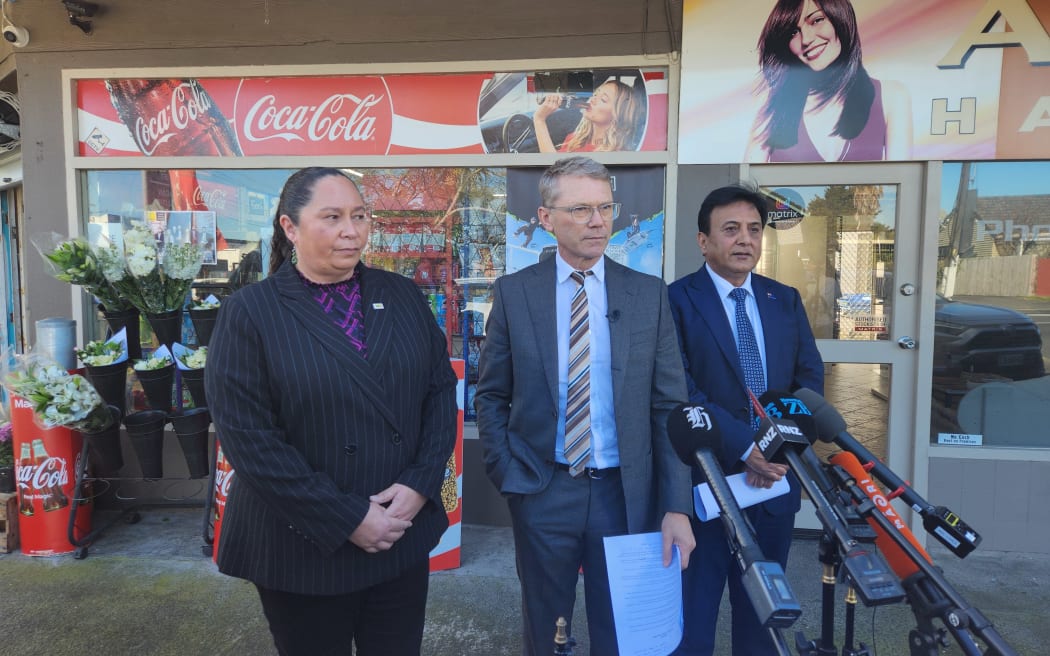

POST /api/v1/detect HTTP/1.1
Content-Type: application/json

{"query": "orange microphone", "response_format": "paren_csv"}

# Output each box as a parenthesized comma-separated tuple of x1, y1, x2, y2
(830, 451, 933, 580)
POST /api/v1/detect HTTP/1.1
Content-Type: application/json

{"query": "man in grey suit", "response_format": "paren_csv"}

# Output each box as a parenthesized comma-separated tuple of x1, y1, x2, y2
(475, 156, 695, 655)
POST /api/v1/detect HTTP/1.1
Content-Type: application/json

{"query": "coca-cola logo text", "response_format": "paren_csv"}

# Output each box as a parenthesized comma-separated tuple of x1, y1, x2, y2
(215, 468, 235, 500)
(242, 93, 384, 144)
(134, 82, 214, 156)
(17, 456, 70, 491)
(195, 186, 227, 211)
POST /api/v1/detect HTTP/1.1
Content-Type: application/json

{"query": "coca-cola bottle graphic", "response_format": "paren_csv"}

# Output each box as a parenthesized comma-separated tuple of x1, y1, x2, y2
(17, 442, 34, 517)
(31, 439, 69, 513)
(105, 79, 243, 157)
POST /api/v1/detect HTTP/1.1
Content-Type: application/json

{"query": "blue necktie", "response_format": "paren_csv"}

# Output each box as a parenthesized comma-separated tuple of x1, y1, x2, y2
(730, 287, 765, 427)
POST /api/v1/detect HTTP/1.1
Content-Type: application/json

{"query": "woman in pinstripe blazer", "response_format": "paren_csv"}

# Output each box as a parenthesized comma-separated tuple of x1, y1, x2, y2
(205, 168, 458, 656)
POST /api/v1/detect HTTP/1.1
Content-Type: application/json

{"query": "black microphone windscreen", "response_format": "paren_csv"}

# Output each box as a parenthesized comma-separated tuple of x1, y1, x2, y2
(666, 403, 722, 466)
(759, 390, 818, 440)
(793, 388, 846, 443)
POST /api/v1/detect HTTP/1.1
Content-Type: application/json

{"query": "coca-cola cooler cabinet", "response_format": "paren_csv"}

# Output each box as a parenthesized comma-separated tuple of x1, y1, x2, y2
(10, 396, 92, 556)
(428, 358, 464, 571)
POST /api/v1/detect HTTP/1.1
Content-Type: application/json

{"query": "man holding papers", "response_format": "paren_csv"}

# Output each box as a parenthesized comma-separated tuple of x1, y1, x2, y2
(669, 184, 824, 656)
(476, 156, 695, 655)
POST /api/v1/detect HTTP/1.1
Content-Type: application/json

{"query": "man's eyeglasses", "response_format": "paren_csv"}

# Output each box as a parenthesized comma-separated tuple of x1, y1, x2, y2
(547, 202, 621, 224)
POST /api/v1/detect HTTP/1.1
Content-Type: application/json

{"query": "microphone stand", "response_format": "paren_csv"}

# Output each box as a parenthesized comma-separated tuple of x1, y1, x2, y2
(795, 465, 877, 656)
(756, 429, 903, 656)
(828, 464, 1019, 656)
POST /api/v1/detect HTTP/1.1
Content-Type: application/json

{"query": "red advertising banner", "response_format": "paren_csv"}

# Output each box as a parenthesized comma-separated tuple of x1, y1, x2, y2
(77, 69, 668, 158)
(679, 0, 1050, 163)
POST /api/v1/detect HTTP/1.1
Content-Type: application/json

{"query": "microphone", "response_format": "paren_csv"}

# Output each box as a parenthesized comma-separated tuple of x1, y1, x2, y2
(793, 388, 982, 558)
(751, 403, 905, 606)
(606, 309, 621, 322)
(830, 451, 933, 580)
(667, 403, 801, 628)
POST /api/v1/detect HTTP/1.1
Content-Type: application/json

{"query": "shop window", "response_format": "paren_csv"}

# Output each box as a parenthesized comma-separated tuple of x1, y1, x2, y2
(932, 161, 1050, 448)
(757, 185, 898, 342)
(82, 165, 667, 421)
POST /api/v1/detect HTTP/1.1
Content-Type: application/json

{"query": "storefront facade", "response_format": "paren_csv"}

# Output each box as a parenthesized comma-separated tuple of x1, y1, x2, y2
(2, 0, 1049, 552)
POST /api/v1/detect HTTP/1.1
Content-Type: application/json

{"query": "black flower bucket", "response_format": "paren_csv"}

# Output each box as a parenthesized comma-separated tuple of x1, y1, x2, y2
(188, 307, 218, 347)
(181, 367, 206, 408)
(81, 405, 124, 477)
(146, 309, 183, 351)
(123, 409, 168, 481)
(84, 361, 129, 418)
(100, 306, 142, 361)
(170, 408, 211, 479)
(136, 364, 175, 412)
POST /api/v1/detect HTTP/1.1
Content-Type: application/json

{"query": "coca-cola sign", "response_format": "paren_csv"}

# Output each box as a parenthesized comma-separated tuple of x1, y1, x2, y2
(134, 81, 214, 156)
(18, 456, 70, 491)
(233, 77, 393, 156)
(196, 180, 239, 213)
(214, 467, 234, 503)
(75, 69, 669, 157)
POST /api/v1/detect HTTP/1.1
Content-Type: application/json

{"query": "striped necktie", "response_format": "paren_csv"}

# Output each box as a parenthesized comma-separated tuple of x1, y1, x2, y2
(564, 270, 593, 477)
(730, 287, 766, 428)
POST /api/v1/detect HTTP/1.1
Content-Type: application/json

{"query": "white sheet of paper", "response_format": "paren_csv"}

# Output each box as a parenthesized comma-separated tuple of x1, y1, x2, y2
(603, 531, 683, 656)
(693, 473, 790, 522)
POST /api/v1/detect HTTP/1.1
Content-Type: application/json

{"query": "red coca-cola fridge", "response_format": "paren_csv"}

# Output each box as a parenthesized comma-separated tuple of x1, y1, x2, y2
(10, 396, 92, 556)
(210, 439, 234, 564)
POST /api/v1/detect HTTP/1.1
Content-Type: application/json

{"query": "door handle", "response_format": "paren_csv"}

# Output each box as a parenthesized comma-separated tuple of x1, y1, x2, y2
(897, 336, 916, 350)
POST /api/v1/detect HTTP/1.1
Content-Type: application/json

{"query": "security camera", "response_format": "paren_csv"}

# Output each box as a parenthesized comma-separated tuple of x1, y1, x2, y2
(3, 25, 29, 48)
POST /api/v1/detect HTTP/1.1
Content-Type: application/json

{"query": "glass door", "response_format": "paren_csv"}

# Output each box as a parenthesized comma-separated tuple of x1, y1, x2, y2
(748, 163, 927, 531)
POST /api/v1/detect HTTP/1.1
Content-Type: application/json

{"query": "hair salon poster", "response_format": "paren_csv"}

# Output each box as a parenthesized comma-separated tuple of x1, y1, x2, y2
(679, 0, 1050, 163)
(503, 166, 666, 276)
(76, 68, 667, 157)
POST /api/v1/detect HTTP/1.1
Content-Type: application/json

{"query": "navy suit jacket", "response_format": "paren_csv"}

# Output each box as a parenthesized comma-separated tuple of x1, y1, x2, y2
(475, 256, 693, 532)
(668, 265, 824, 516)
(205, 261, 457, 595)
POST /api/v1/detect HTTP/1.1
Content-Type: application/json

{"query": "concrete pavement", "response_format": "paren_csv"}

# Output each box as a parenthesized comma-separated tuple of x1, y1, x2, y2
(0, 507, 1045, 655)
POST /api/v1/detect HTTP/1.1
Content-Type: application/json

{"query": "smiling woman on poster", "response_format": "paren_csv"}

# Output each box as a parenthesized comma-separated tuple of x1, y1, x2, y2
(745, 0, 912, 162)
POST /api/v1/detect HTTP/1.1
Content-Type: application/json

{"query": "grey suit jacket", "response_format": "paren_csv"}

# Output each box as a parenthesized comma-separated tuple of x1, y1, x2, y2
(205, 261, 457, 595)
(474, 256, 692, 533)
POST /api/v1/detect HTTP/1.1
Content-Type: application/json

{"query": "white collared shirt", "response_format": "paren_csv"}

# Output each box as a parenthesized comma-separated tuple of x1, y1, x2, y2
(707, 267, 768, 462)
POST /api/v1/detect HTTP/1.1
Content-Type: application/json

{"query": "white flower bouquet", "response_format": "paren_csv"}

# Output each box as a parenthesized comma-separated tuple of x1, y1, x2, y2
(133, 353, 174, 371)
(76, 339, 124, 367)
(1, 354, 114, 433)
(174, 345, 207, 370)
(191, 298, 220, 311)
(93, 223, 204, 315)
(33, 233, 134, 312)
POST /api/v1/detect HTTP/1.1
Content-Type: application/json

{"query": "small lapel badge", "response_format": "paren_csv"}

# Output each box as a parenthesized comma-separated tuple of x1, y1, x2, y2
(372, 302, 385, 310)
(766, 292, 777, 300)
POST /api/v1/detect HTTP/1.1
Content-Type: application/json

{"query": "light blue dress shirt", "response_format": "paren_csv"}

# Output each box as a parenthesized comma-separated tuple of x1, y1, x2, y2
(553, 254, 619, 469)
(707, 267, 767, 462)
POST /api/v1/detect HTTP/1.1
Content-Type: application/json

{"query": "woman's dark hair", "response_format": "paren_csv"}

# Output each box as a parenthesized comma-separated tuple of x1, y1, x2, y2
(697, 184, 769, 234)
(756, 0, 875, 153)
(268, 167, 358, 274)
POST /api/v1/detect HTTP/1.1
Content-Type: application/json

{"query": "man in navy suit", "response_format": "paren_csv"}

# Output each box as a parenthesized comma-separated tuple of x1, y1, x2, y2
(476, 156, 695, 655)
(669, 184, 824, 656)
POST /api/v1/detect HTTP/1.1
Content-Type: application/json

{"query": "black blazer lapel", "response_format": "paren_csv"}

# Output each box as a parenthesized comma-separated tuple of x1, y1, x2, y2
(272, 263, 402, 433)
(687, 266, 748, 391)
